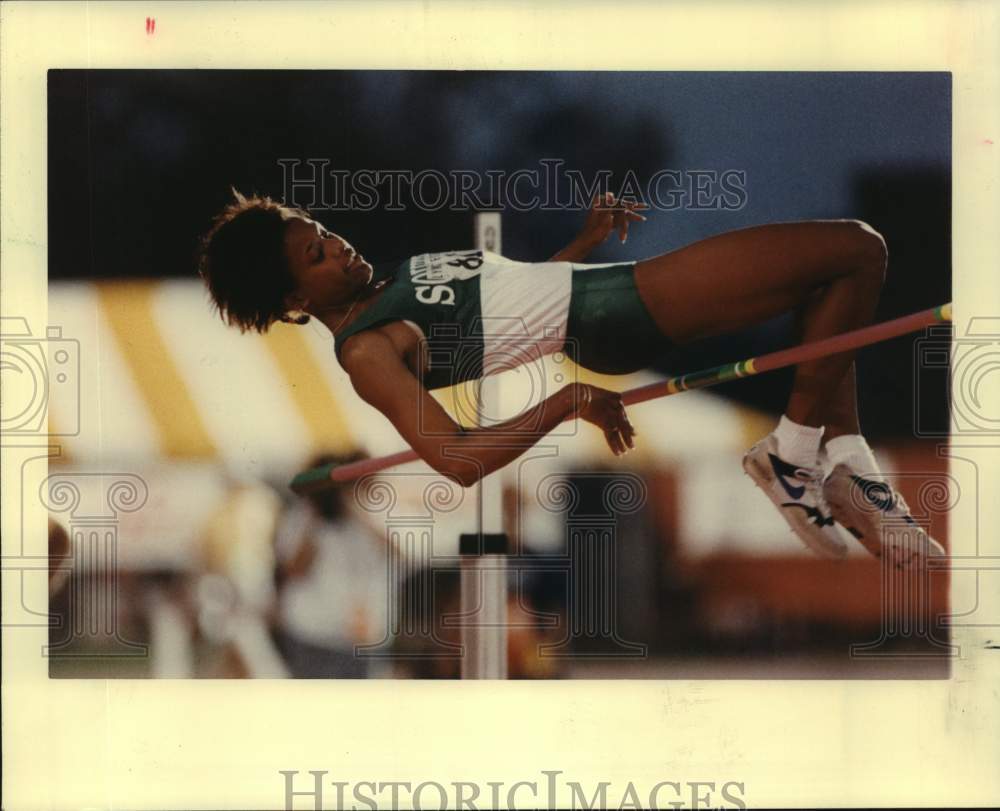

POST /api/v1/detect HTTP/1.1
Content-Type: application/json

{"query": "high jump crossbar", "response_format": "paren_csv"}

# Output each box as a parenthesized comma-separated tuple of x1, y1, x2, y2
(291, 302, 952, 494)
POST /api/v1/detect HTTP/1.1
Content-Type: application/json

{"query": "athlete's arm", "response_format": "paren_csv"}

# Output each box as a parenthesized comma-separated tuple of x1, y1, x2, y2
(341, 330, 635, 487)
(549, 192, 648, 262)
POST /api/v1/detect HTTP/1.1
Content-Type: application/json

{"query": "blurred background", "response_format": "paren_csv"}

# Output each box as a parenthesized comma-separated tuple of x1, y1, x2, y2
(45, 71, 952, 678)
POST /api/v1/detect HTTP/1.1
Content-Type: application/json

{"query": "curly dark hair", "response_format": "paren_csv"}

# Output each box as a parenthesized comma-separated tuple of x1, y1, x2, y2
(197, 189, 311, 333)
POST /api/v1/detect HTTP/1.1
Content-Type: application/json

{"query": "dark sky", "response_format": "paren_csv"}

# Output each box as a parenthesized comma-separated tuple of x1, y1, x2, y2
(48, 70, 951, 434)
(49, 70, 949, 276)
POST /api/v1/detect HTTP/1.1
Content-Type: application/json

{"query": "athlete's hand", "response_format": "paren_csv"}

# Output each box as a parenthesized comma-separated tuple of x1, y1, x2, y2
(547, 193, 648, 262)
(580, 192, 648, 246)
(574, 383, 636, 456)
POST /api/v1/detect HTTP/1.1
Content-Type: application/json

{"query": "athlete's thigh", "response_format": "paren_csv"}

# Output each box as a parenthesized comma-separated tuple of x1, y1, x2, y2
(633, 220, 868, 343)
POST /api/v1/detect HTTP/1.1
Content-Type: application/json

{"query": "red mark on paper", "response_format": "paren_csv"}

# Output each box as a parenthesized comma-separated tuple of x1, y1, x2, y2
(985, 139, 994, 145)
(146, 17, 156, 35)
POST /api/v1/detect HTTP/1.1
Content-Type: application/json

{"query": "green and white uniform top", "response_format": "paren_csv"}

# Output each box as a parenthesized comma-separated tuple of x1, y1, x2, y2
(335, 250, 577, 390)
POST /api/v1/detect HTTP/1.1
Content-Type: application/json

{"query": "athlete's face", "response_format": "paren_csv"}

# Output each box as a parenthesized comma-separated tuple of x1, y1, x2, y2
(282, 216, 373, 311)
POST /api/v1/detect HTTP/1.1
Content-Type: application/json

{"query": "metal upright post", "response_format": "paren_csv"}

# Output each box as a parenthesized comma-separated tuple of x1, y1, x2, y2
(460, 212, 508, 679)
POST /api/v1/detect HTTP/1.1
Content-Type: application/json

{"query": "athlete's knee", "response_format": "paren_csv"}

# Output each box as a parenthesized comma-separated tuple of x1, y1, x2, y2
(843, 219, 887, 284)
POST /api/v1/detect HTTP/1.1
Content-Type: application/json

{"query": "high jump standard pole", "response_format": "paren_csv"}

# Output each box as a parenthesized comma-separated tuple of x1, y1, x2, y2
(459, 212, 508, 679)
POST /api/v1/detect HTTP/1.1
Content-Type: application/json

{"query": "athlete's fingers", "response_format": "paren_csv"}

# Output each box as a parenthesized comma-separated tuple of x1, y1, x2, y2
(626, 209, 647, 222)
(608, 399, 634, 451)
(608, 406, 631, 447)
(601, 426, 616, 455)
(608, 414, 628, 453)
(612, 208, 626, 242)
(618, 214, 629, 243)
(617, 434, 628, 455)
(618, 199, 648, 214)
(606, 428, 626, 456)
(621, 415, 636, 450)
(598, 405, 624, 455)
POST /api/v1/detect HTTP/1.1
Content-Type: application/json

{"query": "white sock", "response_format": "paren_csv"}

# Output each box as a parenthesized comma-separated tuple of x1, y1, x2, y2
(773, 415, 824, 468)
(825, 434, 885, 480)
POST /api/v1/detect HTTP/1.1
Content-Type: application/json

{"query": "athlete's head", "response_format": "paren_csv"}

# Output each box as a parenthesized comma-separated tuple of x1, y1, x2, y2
(198, 189, 372, 333)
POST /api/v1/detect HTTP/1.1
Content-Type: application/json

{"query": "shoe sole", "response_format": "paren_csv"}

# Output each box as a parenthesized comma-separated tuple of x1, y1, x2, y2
(823, 472, 882, 557)
(824, 467, 946, 569)
(742, 448, 848, 559)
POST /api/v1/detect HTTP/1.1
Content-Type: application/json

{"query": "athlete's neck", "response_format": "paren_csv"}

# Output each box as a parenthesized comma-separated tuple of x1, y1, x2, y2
(315, 279, 390, 337)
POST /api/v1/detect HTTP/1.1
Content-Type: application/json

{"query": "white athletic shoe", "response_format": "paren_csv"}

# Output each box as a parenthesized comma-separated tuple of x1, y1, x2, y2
(823, 464, 945, 569)
(742, 434, 849, 559)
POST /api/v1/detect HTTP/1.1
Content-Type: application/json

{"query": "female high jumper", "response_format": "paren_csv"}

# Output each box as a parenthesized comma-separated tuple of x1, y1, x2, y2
(199, 190, 942, 566)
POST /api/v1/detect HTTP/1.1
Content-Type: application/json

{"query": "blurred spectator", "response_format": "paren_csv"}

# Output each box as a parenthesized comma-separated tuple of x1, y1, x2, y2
(49, 517, 72, 597)
(271, 452, 391, 678)
(199, 477, 287, 677)
(48, 517, 72, 662)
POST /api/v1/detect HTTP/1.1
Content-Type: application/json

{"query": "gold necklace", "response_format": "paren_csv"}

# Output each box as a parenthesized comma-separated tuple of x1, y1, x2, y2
(329, 276, 390, 336)
(330, 290, 364, 336)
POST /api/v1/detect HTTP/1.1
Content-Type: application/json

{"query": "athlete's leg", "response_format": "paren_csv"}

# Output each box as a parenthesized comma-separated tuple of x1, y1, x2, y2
(821, 366, 861, 440)
(633, 220, 885, 559)
(632, 219, 887, 428)
(791, 288, 861, 440)
(784, 275, 935, 559)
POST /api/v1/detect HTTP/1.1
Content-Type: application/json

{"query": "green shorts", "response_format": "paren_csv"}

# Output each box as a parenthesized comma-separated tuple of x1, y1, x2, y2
(562, 262, 672, 374)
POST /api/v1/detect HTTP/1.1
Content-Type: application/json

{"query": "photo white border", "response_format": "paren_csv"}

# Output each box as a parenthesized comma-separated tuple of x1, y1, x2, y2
(2, 1, 998, 808)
